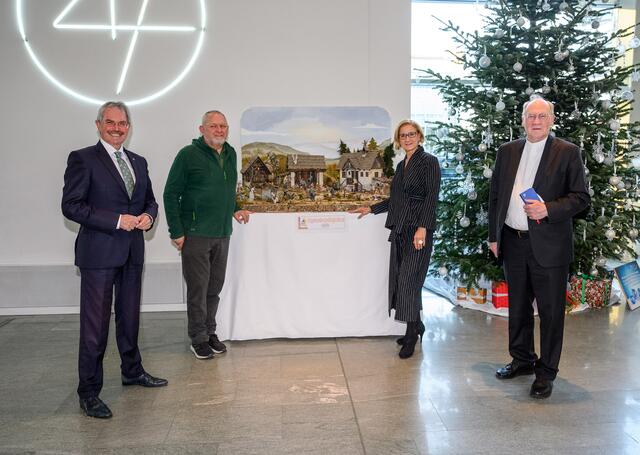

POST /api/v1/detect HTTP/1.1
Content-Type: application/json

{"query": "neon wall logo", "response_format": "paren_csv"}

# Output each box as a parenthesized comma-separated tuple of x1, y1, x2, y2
(16, 0, 206, 105)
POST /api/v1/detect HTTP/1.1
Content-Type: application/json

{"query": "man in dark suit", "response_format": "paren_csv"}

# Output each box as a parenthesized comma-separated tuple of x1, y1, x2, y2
(62, 101, 167, 419)
(488, 97, 590, 399)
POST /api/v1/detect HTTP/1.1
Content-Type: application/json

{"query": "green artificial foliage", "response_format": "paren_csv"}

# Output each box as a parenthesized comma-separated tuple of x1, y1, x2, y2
(418, 0, 640, 287)
(382, 144, 396, 177)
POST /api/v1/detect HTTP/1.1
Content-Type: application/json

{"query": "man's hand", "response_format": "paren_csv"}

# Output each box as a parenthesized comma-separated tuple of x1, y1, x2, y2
(489, 241, 498, 258)
(172, 236, 185, 250)
(349, 206, 371, 219)
(523, 200, 548, 221)
(234, 210, 252, 224)
(135, 213, 153, 230)
(119, 214, 139, 231)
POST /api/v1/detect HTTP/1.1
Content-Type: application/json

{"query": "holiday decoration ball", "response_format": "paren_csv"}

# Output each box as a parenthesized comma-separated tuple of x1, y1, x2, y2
(609, 119, 621, 131)
(479, 55, 491, 68)
(438, 266, 448, 277)
(621, 89, 634, 101)
(513, 62, 523, 72)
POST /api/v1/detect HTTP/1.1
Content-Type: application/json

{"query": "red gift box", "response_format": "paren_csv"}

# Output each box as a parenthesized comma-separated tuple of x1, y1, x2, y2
(492, 281, 509, 308)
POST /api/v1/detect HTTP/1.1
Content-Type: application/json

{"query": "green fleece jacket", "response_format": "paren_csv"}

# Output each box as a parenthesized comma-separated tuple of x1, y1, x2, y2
(163, 137, 239, 239)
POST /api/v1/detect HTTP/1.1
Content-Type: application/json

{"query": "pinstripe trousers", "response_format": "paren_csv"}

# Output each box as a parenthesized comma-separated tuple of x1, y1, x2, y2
(388, 227, 434, 322)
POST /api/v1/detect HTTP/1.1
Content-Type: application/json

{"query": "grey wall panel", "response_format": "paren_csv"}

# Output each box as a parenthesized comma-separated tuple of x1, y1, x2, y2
(0, 263, 184, 314)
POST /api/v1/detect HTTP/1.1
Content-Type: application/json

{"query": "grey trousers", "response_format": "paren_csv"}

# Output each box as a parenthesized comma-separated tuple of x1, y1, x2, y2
(182, 235, 230, 345)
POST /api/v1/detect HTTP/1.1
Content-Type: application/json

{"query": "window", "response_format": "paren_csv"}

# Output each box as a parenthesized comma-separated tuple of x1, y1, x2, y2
(412, 0, 620, 153)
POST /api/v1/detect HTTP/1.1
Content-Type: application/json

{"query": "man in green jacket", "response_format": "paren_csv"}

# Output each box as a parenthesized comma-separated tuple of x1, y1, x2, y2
(164, 110, 251, 360)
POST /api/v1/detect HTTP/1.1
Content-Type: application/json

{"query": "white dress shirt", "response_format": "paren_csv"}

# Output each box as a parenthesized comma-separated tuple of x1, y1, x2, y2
(99, 139, 152, 229)
(505, 138, 546, 231)
(100, 139, 136, 185)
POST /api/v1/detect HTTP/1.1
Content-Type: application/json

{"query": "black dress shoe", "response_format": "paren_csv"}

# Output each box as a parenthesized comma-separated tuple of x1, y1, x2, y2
(79, 396, 112, 419)
(530, 378, 553, 399)
(495, 362, 535, 379)
(122, 372, 168, 387)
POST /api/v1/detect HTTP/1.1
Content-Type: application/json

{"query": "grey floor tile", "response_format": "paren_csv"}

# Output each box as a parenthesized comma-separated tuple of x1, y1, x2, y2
(0, 299, 638, 454)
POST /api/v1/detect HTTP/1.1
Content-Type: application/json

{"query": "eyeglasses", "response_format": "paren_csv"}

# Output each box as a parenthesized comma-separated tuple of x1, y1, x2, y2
(104, 120, 129, 128)
(525, 113, 550, 121)
(399, 131, 418, 139)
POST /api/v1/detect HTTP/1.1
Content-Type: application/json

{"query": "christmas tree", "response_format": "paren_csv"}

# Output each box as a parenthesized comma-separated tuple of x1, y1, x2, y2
(418, 0, 640, 287)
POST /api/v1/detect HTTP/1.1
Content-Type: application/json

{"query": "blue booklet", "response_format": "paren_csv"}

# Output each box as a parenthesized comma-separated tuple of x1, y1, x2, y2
(614, 261, 640, 310)
(519, 187, 543, 203)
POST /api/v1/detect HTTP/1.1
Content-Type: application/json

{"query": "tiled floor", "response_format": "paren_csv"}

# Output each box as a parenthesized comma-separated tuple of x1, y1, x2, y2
(0, 292, 639, 454)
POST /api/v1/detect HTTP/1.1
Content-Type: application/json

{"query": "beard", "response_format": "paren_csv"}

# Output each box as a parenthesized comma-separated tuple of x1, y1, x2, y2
(205, 135, 226, 148)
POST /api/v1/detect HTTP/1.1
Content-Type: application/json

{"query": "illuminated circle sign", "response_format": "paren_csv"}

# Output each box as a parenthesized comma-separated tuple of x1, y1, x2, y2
(16, 0, 206, 106)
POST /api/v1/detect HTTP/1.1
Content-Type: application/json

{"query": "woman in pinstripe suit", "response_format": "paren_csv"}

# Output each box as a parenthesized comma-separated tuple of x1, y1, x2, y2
(351, 120, 441, 358)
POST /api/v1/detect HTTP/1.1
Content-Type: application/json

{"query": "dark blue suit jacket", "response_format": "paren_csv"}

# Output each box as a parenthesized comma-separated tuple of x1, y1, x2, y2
(62, 141, 158, 268)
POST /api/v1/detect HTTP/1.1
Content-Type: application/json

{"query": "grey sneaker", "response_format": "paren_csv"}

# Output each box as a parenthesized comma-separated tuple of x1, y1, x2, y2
(208, 334, 227, 353)
(190, 342, 214, 360)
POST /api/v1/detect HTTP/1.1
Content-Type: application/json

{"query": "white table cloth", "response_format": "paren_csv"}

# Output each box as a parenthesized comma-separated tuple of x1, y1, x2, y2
(215, 212, 405, 340)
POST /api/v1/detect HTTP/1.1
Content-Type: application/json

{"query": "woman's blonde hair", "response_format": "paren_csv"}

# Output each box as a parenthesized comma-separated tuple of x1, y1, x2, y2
(393, 119, 425, 149)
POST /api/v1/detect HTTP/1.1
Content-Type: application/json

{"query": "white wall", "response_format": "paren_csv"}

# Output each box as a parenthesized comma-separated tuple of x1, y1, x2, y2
(0, 0, 410, 312)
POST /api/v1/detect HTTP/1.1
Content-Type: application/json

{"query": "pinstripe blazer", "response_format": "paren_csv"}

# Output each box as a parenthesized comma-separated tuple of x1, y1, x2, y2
(371, 146, 441, 232)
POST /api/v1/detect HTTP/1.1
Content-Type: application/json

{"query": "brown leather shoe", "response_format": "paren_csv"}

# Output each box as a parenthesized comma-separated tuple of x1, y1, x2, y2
(495, 362, 535, 379)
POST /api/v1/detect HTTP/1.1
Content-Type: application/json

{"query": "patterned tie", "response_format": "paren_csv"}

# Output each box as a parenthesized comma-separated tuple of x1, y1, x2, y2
(114, 151, 134, 198)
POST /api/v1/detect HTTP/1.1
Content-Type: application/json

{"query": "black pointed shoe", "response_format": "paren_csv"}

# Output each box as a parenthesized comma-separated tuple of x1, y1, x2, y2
(396, 320, 425, 345)
(79, 396, 112, 419)
(495, 362, 535, 379)
(398, 334, 418, 359)
(122, 372, 168, 387)
(530, 378, 553, 399)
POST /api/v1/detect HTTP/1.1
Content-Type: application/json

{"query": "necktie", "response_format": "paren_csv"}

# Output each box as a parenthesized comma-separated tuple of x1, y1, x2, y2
(114, 151, 134, 198)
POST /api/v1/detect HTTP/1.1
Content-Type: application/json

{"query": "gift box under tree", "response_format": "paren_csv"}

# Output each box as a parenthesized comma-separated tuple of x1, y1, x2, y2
(566, 273, 613, 310)
(491, 281, 508, 309)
